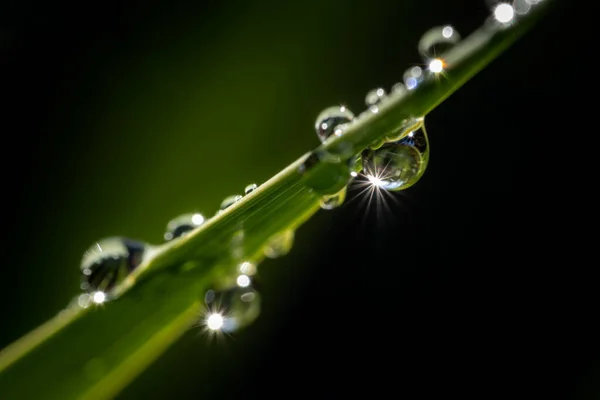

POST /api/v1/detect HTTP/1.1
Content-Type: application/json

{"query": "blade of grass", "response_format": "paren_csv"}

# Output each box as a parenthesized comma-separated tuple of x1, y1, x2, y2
(0, 2, 553, 398)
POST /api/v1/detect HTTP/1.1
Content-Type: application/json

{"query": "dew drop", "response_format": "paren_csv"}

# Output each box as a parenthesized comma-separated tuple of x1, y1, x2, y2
(512, 0, 531, 14)
(418, 25, 461, 63)
(204, 286, 261, 332)
(164, 212, 205, 241)
(349, 154, 363, 177)
(391, 82, 407, 95)
(264, 230, 295, 259)
(244, 183, 258, 195)
(220, 195, 243, 211)
(238, 261, 257, 275)
(320, 187, 347, 210)
(403, 66, 424, 90)
(362, 120, 430, 191)
(80, 237, 147, 296)
(314, 106, 355, 143)
(365, 88, 387, 106)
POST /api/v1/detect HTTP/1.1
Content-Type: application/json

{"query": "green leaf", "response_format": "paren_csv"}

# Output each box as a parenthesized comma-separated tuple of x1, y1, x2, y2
(0, 2, 553, 398)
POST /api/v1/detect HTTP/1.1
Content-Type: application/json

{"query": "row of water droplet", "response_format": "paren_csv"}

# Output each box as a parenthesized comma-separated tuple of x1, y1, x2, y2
(74, 0, 542, 335)
(300, 0, 541, 208)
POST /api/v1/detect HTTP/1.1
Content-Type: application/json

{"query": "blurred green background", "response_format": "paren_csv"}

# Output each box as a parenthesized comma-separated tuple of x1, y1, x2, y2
(2, 0, 598, 398)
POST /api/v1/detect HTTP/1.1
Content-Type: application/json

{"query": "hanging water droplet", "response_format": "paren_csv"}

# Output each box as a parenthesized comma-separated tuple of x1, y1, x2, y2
(418, 25, 461, 64)
(220, 195, 243, 211)
(365, 88, 387, 106)
(403, 66, 424, 90)
(80, 237, 147, 296)
(320, 187, 347, 210)
(362, 120, 430, 191)
(314, 105, 355, 143)
(164, 213, 205, 241)
(264, 230, 295, 259)
(244, 183, 258, 195)
(204, 286, 261, 332)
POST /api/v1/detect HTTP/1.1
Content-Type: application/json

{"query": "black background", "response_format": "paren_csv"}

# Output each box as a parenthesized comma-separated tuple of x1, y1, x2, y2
(2, 1, 598, 399)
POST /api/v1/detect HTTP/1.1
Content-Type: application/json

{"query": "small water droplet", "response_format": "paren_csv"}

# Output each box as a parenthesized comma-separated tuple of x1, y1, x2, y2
(238, 261, 257, 275)
(362, 120, 430, 191)
(264, 230, 295, 259)
(244, 183, 258, 195)
(220, 195, 243, 211)
(418, 25, 461, 63)
(485, 1, 516, 27)
(320, 187, 347, 210)
(349, 154, 363, 177)
(403, 66, 424, 90)
(164, 212, 205, 241)
(80, 237, 147, 296)
(391, 82, 407, 95)
(512, 0, 531, 14)
(365, 88, 387, 106)
(314, 106, 355, 143)
(204, 286, 260, 332)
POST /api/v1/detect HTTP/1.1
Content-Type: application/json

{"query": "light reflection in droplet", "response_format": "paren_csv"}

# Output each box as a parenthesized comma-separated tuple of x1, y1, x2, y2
(236, 274, 251, 288)
(93, 291, 106, 304)
(428, 58, 444, 73)
(191, 213, 204, 226)
(239, 261, 257, 275)
(494, 3, 515, 23)
(442, 26, 454, 38)
(206, 313, 225, 331)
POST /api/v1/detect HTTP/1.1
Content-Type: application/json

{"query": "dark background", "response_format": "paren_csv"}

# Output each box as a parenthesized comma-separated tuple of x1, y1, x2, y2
(2, 0, 598, 399)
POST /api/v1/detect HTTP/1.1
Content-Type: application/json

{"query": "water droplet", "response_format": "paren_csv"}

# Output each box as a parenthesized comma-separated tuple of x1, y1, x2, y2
(238, 261, 257, 275)
(164, 212, 205, 241)
(204, 286, 261, 332)
(391, 82, 407, 95)
(403, 66, 424, 90)
(362, 121, 430, 191)
(220, 195, 243, 211)
(264, 230, 295, 259)
(512, 0, 531, 14)
(244, 183, 258, 195)
(418, 25, 461, 63)
(80, 237, 147, 295)
(365, 88, 387, 106)
(320, 187, 347, 210)
(314, 106, 355, 143)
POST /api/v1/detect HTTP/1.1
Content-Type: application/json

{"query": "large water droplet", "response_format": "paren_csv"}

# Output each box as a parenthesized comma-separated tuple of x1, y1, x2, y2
(403, 66, 424, 90)
(320, 187, 347, 210)
(362, 121, 430, 191)
(418, 25, 461, 62)
(264, 230, 295, 259)
(80, 237, 147, 296)
(365, 88, 387, 106)
(204, 286, 261, 333)
(244, 183, 258, 195)
(220, 195, 243, 211)
(314, 106, 355, 143)
(164, 212, 205, 241)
